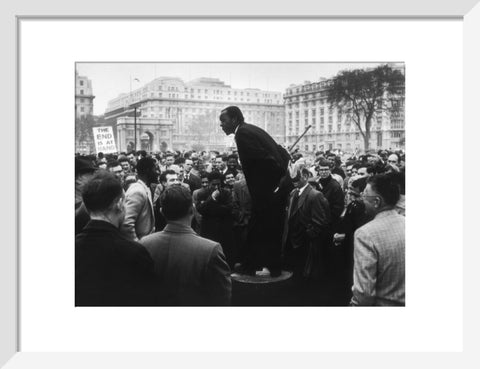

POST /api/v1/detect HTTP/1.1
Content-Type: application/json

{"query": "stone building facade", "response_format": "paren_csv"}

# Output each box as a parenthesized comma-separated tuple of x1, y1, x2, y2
(75, 71, 95, 119)
(105, 77, 285, 152)
(284, 73, 405, 154)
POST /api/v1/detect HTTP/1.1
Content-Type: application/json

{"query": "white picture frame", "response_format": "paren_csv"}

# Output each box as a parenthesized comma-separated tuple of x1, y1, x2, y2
(2, 0, 479, 367)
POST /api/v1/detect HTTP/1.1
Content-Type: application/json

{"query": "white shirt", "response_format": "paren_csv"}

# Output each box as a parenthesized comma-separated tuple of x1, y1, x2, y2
(297, 183, 309, 196)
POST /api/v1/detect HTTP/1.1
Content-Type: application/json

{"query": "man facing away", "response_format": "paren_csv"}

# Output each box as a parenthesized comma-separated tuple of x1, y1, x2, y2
(75, 171, 155, 306)
(351, 173, 405, 306)
(140, 185, 232, 306)
(121, 157, 158, 241)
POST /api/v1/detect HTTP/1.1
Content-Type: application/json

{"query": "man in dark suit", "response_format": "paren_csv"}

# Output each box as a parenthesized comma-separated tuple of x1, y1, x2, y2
(75, 156, 96, 235)
(182, 158, 202, 192)
(140, 185, 231, 306)
(196, 171, 235, 268)
(232, 178, 252, 266)
(220, 106, 290, 276)
(316, 158, 345, 228)
(75, 171, 155, 306)
(282, 167, 331, 304)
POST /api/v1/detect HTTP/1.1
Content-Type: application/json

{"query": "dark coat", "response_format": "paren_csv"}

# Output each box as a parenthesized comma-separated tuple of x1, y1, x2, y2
(184, 172, 202, 192)
(318, 175, 345, 227)
(196, 187, 235, 267)
(75, 220, 155, 306)
(235, 122, 289, 209)
(75, 202, 90, 235)
(336, 199, 376, 279)
(234, 122, 290, 270)
(232, 179, 252, 227)
(282, 185, 331, 254)
(282, 185, 331, 280)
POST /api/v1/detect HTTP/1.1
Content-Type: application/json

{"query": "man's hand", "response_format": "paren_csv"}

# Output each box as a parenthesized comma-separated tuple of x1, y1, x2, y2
(211, 189, 220, 201)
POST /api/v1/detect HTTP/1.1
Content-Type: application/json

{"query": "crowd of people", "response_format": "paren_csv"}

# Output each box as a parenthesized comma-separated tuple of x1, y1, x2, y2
(75, 106, 405, 307)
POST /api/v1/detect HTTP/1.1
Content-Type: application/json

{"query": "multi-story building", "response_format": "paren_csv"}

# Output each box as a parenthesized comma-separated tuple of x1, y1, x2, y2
(75, 71, 95, 119)
(284, 68, 405, 154)
(104, 77, 285, 152)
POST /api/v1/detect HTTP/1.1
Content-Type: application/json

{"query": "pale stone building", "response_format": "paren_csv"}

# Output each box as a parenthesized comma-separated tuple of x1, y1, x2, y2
(105, 77, 285, 152)
(75, 71, 95, 119)
(284, 70, 405, 154)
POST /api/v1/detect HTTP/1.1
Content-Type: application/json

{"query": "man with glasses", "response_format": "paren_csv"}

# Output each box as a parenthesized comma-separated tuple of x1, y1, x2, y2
(352, 173, 405, 306)
(316, 158, 345, 228)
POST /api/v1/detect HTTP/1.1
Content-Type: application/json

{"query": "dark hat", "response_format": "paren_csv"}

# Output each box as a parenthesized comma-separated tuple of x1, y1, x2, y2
(75, 157, 96, 176)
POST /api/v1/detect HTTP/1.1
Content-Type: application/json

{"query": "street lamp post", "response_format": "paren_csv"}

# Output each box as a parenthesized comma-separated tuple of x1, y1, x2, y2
(134, 106, 137, 152)
(130, 76, 140, 152)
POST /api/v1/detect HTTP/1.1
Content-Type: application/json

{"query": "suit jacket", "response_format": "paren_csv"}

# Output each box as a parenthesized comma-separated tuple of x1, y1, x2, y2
(235, 122, 289, 209)
(75, 220, 155, 306)
(232, 179, 252, 227)
(140, 223, 232, 305)
(184, 172, 202, 192)
(352, 209, 405, 306)
(317, 175, 345, 227)
(121, 180, 155, 241)
(281, 184, 331, 254)
(196, 187, 235, 265)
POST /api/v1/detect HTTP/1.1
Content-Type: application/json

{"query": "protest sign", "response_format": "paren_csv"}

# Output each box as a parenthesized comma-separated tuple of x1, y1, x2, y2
(92, 126, 117, 154)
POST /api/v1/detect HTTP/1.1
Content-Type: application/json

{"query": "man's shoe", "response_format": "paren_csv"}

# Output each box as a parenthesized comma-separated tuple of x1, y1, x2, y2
(256, 268, 270, 277)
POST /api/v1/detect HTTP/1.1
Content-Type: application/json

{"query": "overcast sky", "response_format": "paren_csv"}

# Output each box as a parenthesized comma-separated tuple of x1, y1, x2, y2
(76, 62, 391, 116)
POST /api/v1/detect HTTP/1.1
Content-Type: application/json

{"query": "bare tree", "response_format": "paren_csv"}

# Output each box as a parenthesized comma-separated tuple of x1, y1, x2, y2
(327, 64, 405, 151)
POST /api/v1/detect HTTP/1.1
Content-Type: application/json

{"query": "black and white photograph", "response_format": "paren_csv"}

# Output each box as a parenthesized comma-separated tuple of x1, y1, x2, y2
(74, 62, 406, 307)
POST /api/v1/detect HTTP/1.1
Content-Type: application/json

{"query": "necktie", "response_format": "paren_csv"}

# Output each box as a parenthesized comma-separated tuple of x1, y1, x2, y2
(290, 189, 300, 213)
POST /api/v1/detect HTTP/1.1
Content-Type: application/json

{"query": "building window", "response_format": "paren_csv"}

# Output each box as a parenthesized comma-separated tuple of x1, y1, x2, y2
(80, 90, 84, 95)
(80, 98, 84, 103)
(80, 107, 84, 112)
(79, 80, 84, 86)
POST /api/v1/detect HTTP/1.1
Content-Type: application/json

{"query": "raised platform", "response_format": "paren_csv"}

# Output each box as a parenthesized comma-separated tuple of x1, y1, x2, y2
(231, 270, 293, 306)
(231, 270, 292, 284)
